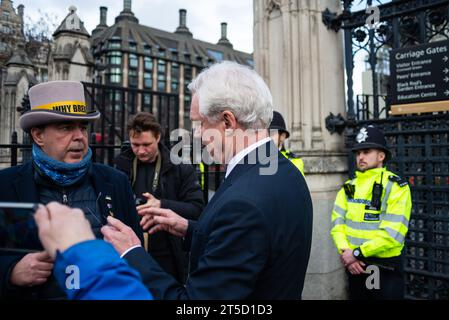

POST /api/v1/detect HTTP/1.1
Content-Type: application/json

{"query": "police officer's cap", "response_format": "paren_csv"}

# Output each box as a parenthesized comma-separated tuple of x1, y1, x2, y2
(352, 126, 391, 159)
(269, 111, 290, 138)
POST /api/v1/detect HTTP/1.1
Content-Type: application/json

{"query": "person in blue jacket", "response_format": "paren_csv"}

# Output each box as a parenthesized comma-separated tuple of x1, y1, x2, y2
(34, 202, 152, 300)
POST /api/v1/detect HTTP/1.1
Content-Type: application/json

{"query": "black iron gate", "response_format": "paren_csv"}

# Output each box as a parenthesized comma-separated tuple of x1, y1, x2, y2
(323, 0, 449, 299)
(82, 82, 179, 164)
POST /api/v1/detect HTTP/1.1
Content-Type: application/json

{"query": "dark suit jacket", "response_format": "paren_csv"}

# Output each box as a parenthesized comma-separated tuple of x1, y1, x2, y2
(0, 162, 143, 299)
(125, 141, 313, 299)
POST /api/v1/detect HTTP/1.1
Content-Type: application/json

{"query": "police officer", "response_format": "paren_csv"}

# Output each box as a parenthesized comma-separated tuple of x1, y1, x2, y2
(269, 111, 304, 176)
(330, 126, 412, 299)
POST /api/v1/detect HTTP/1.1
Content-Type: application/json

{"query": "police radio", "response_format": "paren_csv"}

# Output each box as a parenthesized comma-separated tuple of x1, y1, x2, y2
(367, 172, 384, 211)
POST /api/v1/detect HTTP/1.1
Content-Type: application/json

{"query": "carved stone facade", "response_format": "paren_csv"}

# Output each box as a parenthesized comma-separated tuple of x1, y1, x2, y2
(48, 6, 93, 82)
(0, 0, 34, 162)
(0, 44, 35, 164)
(255, 0, 346, 153)
(0, 2, 91, 164)
(254, 0, 348, 299)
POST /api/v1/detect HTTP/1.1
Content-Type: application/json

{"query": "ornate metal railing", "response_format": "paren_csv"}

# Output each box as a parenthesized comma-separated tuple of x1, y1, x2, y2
(324, 0, 449, 299)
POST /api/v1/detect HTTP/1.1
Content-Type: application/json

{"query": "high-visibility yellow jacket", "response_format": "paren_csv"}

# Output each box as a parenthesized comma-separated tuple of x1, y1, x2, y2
(330, 167, 412, 258)
(199, 162, 205, 190)
(281, 150, 304, 176)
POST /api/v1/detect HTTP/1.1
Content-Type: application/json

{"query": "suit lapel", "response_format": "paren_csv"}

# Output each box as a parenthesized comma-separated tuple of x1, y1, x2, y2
(90, 165, 115, 220)
(203, 176, 233, 211)
(203, 140, 277, 212)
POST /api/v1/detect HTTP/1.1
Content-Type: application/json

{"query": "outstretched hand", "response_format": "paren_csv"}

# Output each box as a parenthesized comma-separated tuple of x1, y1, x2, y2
(137, 207, 188, 238)
(101, 216, 141, 256)
(140, 192, 161, 209)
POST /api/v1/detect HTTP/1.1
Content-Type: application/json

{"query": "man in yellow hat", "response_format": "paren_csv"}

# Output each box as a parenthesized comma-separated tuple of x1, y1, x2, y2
(0, 81, 143, 299)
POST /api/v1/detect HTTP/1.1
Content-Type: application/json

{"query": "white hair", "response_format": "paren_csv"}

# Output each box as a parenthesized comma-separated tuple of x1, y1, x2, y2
(187, 61, 273, 129)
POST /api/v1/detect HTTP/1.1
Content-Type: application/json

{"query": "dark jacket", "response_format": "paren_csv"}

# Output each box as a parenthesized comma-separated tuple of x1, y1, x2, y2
(0, 162, 143, 299)
(36, 168, 104, 238)
(124, 141, 313, 299)
(114, 143, 204, 282)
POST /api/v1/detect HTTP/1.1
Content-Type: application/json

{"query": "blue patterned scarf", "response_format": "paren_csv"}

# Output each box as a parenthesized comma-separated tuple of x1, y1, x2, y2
(32, 144, 92, 187)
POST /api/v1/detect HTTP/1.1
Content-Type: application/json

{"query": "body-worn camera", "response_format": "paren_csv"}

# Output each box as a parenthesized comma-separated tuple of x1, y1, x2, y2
(343, 183, 355, 199)
(366, 182, 383, 211)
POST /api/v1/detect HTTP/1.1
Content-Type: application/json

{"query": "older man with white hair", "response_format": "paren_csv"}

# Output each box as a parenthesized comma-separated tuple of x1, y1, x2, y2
(33, 62, 313, 300)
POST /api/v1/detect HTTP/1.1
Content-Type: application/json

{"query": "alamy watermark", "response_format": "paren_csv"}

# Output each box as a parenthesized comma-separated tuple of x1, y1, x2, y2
(366, 5, 381, 29)
(168, 124, 281, 176)
(65, 265, 80, 290)
(365, 265, 380, 290)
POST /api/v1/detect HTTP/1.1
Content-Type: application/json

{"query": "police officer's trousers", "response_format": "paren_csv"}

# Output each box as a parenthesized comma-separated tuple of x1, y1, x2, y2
(347, 255, 405, 300)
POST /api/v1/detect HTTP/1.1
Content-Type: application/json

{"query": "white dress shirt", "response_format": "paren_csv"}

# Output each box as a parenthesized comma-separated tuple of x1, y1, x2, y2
(225, 137, 272, 178)
(120, 245, 141, 258)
